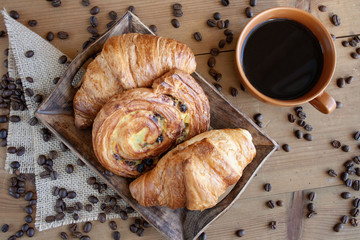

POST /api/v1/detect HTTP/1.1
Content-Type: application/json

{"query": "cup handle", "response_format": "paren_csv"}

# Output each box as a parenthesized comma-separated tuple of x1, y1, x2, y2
(309, 91, 336, 114)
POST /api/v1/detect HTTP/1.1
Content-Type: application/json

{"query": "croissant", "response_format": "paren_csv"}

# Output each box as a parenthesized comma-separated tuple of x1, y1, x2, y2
(92, 69, 210, 178)
(74, 33, 197, 129)
(129, 129, 256, 211)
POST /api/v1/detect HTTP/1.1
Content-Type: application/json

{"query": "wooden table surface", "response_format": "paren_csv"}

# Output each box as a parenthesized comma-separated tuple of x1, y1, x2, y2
(0, 0, 360, 239)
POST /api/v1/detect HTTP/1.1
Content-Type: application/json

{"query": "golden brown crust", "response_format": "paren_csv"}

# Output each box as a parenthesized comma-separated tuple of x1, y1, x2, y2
(92, 69, 210, 178)
(129, 129, 256, 211)
(74, 33, 197, 129)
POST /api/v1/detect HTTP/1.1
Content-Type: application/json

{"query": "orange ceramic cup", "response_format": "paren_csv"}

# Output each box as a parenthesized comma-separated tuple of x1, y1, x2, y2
(235, 7, 336, 114)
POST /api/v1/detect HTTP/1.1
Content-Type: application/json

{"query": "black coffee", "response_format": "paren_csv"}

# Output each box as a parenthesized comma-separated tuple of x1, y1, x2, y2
(242, 19, 324, 100)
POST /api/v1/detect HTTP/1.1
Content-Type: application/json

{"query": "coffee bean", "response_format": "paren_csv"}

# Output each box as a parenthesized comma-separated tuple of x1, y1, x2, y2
(8, 147, 17, 154)
(173, 3, 182, 10)
(98, 213, 106, 223)
(85, 204, 92, 212)
(25, 50, 34, 58)
(142, 221, 151, 228)
(351, 208, 359, 217)
(344, 160, 354, 169)
(269, 221, 277, 230)
(208, 57, 216, 68)
(45, 31, 55, 42)
(294, 130, 303, 139)
(266, 200, 275, 209)
(282, 144, 290, 152)
(80, 236, 90, 240)
(245, 7, 253, 18)
(51, 0, 61, 7)
(333, 223, 343, 232)
(219, 39, 226, 48)
(342, 145, 350, 152)
(1, 224, 9, 232)
(50, 171, 58, 180)
(350, 39, 358, 47)
(77, 158, 85, 166)
(10, 10, 19, 19)
(26, 227, 34, 237)
(331, 140, 341, 149)
(28, 20, 37, 27)
(344, 76, 353, 85)
(345, 178, 353, 187)
(274, 200, 284, 207)
(350, 218, 359, 227)
(81, 0, 90, 6)
(0, 30, 6, 38)
(231, 87, 238, 97)
(224, 19, 230, 28)
(354, 131, 360, 141)
(90, 6, 100, 15)
(72, 213, 79, 221)
(337, 78, 345, 88)
(357, 48, 360, 54)
(207, 19, 217, 27)
(67, 191, 77, 199)
(217, 20, 225, 29)
(194, 32, 202, 42)
(88, 195, 99, 204)
(60, 232, 68, 240)
(65, 164, 74, 174)
(128, 5, 135, 13)
(328, 169, 338, 177)
(25, 205, 33, 214)
(135, 219, 142, 228)
(25, 88, 34, 97)
(318, 5, 327, 12)
(351, 52, 360, 59)
(214, 83, 222, 91)
(226, 34, 234, 43)
(296, 120, 305, 127)
(25, 215, 33, 223)
(57, 31, 69, 39)
(55, 213, 65, 221)
(304, 134, 313, 141)
(340, 215, 349, 224)
(307, 211, 317, 218)
(21, 224, 29, 232)
(173, 9, 183, 17)
(117, 210, 127, 220)
(0, 115, 7, 123)
(111, 231, 120, 240)
(9, 235, 17, 240)
(109, 221, 117, 230)
(341, 192, 351, 199)
(39, 171, 50, 179)
(253, 113, 263, 122)
(215, 73, 222, 82)
(304, 124, 313, 132)
(171, 19, 180, 28)
(256, 121, 263, 128)
(137, 227, 145, 237)
(264, 183, 272, 192)
(149, 25, 157, 33)
(287, 113, 295, 123)
(83, 221, 92, 233)
(72, 231, 83, 238)
(69, 223, 78, 232)
(308, 192, 316, 201)
(331, 14, 341, 26)
(342, 41, 349, 47)
(307, 203, 315, 211)
(74, 202, 83, 211)
(353, 180, 360, 191)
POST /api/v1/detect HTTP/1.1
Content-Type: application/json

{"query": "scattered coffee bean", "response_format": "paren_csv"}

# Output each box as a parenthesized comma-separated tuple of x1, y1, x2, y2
(214, 83, 222, 91)
(194, 32, 202, 41)
(353, 180, 360, 191)
(25, 88, 34, 97)
(351, 52, 360, 59)
(77, 158, 85, 166)
(90, 6, 100, 15)
(345, 178, 353, 187)
(128, 6, 135, 13)
(331, 14, 341, 26)
(308, 192, 316, 201)
(26, 227, 34, 237)
(337, 78, 345, 88)
(264, 183, 272, 192)
(213, 12, 221, 20)
(45, 31, 55, 42)
(149, 25, 157, 33)
(215, 73, 222, 82)
(235, 229, 245, 237)
(345, 76, 353, 84)
(9, 235, 16, 240)
(208, 57, 216, 68)
(21, 224, 29, 232)
(120, 210, 128, 220)
(171, 19, 180, 28)
(173, 3, 182, 10)
(60, 232, 68, 240)
(282, 144, 290, 152)
(85, 204, 92, 212)
(297, 120, 306, 127)
(143, 221, 151, 228)
(51, 0, 61, 7)
(231, 87, 238, 97)
(224, 19, 230, 28)
(333, 223, 343, 232)
(331, 140, 341, 148)
(350, 218, 359, 227)
(98, 213, 106, 223)
(269, 221, 277, 230)
(357, 48, 360, 54)
(113, 231, 121, 240)
(10, 10, 20, 19)
(250, 0, 257, 7)
(221, 0, 230, 6)
(266, 200, 276, 209)
(10, 161, 20, 169)
(88, 195, 99, 204)
(81, 0, 90, 6)
(80, 236, 90, 240)
(25, 50, 34, 58)
(9, 115, 20, 123)
(307, 211, 317, 218)
(295, 130, 303, 139)
(198, 232, 206, 240)
(83, 221, 92, 233)
(173, 9, 183, 17)
(217, 20, 225, 29)
(65, 164, 74, 174)
(8, 147, 17, 154)
(354, 198, 360, 208)
(342, 41, 349, 47)
(219, 39, 226, 48)
(350, 39, 358, 47)
(318, 5, 327, 12)
(245, 7, 253, 18)
(256, 121, 263, 128)
(253, 113, 263, 122)
(28, 20, 37, 27)
(288, 113, 295, 123)
(107, 11, 118, 21)
(72, 231, 83, 238)
(350, 208, 359, 217)
(341, 145, 350, 152)
(67, 191, 76, 199)
(109, 221, 117, 230)
(308, 203, 315, 211)
(210, 48, 220, 56)
(276, 200, 284, 207)
(50, 170, 58, 180)
(304, 124, 313, 132)
(0, 30, 6, 38)
(304, 134, 313, 141)
(33, 94, 43, 103)
(57, 31, 69, 39)
(25, 215, 33, 223)
(354, 131, 360, 141)
(0, 115, 7, 123)
(341, 192, 351, 199)
(340, 215, 349, 224)
(1, 224, 9, 232)
(328, 169, 338, 177)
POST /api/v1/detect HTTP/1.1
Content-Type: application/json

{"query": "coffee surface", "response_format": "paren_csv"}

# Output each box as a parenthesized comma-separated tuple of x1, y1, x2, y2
(242, 19, 324, 100)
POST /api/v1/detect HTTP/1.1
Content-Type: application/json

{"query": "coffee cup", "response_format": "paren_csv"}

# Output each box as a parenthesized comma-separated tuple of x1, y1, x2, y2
(235, 7, 336, 114)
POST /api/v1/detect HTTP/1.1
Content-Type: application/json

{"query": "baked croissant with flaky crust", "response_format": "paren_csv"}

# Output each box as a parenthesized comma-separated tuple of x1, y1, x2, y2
(74, 33, 197, 129)
(129, 129, 256, 211)
(92, 69, 210, 178)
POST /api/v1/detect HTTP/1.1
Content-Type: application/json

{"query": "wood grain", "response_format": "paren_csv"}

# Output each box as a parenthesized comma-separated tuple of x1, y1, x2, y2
(0, 0, 359, 239)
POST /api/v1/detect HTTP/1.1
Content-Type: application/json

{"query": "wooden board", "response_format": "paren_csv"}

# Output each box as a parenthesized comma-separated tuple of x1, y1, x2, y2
(35, 12, 276, 240)
(0, 0, 360, 239)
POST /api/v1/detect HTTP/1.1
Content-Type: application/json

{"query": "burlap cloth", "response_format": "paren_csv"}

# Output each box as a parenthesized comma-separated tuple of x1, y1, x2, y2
(2, 10, 139, 231)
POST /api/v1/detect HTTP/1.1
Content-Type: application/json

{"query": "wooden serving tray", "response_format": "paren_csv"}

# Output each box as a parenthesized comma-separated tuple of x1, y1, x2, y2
(35, 11, 277, 240)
